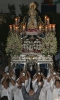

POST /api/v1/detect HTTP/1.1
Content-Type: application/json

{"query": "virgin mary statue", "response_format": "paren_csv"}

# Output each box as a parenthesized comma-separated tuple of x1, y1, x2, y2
(27, 2, 38, 30)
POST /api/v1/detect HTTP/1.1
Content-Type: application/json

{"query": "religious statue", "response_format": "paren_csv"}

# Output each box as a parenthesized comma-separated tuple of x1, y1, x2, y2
(27, 2, 38, 30)
(20, 2, 44, 31)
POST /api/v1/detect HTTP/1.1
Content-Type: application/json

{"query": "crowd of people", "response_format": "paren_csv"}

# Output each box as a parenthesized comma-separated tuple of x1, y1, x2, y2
(0, 62, 60, 100)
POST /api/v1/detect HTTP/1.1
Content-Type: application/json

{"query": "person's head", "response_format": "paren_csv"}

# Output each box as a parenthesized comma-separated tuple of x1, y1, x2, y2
(55, 80, 60, 88)
(29, 89, 34, 95)
(0, 96, 8, 100)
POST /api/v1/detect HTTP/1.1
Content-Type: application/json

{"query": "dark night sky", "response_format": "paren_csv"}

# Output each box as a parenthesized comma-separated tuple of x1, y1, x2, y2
(0, 0, 60, 15)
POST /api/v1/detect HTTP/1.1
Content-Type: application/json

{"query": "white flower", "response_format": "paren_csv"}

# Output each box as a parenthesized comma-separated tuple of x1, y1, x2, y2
(5, 32, 22, 57)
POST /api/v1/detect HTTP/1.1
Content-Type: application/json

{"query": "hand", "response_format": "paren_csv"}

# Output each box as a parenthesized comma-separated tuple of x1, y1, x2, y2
(20, 71, 25, 78)
(8, 76, 11, 80)
(5, 75, 9, 80)
(37, 74, 41, 82)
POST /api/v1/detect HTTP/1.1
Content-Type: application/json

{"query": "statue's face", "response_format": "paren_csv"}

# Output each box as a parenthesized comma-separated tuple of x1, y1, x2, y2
(31, 5, 34, 9)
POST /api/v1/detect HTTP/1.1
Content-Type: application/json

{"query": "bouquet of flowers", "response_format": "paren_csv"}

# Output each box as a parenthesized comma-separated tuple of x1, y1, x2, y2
(41, 32, 57, 56)
(5, 32, 22, 57)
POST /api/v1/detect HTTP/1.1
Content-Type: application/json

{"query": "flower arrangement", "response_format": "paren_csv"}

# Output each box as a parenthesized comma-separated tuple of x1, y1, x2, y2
(5, 32, 22, 57)
(41, 32, 57, 56)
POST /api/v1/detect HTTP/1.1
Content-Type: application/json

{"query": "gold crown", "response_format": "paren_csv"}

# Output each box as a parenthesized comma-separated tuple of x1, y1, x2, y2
(29, 2, 36, 9)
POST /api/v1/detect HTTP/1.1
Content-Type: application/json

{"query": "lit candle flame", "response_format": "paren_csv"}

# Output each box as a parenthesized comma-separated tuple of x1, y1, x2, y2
(44, 16, 47, 24)
(52, 24, 55, 31)
(39, 25, 41, 31)
(47, 17, 50, 25)
(23, 25, 25, 31)
(9, 25, 12, 31)
(15, 17, 18, 25)
(15, 26, 18, 31)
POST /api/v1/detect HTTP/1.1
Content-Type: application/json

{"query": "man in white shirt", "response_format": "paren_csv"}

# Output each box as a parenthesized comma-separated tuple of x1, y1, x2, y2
(52, 79, 60, 100)
(39, 74, 55, 100)
(22, 73, 41, 100)
(13, 77, 24, 100)
(13, 71, 31, 100)
(1, 74, 15, 100)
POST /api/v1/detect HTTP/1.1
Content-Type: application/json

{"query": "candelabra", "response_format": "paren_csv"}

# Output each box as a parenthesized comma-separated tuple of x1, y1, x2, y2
(9, 16, 26, 38)
(9, 15, 56, 36)
(44, 16, 56, 32)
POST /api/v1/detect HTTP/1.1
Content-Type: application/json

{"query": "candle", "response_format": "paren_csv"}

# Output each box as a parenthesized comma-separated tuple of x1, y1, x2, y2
(49, 24, 52, 31)
(47, 17, 50, 25)
(23, 25, 25, 31)
(44, 16, 47, 24)
(15, 26, 18, 32)
(39, 25, 41, 31)
(15, 17, 18, 25)
(9, 25, 12, 31)
(52, 24, 55, 31)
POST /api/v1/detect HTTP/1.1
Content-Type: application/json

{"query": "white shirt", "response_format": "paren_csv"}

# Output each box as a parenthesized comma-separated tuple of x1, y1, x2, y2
(25, 78, 31, 93)
(53, 88, 60, 100)
(1, 85, 14, 100)
(39, 79, 54, 100)
(13, 87, 24, 100)
(32, 78, 38, 93)
(39, 87, 47, 100)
